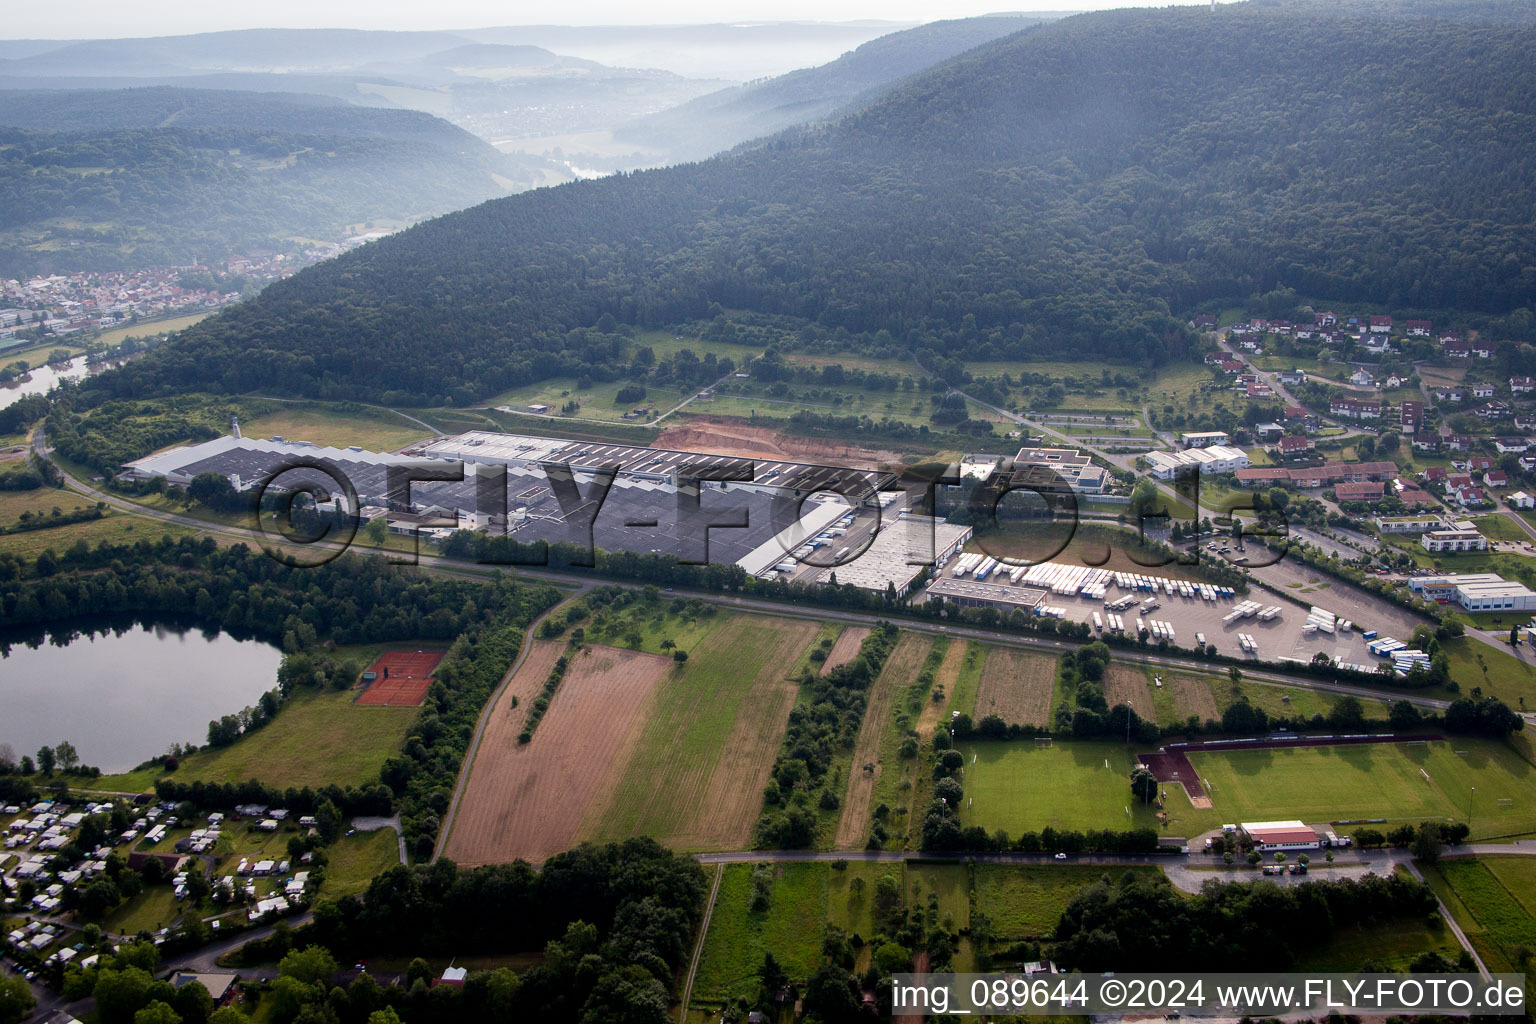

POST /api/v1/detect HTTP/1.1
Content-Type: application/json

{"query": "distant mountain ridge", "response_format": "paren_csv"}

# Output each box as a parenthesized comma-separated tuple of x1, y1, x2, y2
(0, 86, 546, 277)
(617, 15, 1052, 163)
(88, 0, 1536, 407)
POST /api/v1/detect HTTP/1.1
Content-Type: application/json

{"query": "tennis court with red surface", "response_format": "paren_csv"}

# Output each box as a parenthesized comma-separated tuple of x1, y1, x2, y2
(356, 650, 444, 706)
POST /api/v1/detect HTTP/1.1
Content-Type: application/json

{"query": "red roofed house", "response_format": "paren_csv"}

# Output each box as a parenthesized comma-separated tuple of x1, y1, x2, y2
(1243, 820, 1320, 851)
(1404, 319, 1432, 336)
(1369, 315, 1392, 334)
(1512, 376, 1535, 394)
(1442, 338, 1471, 358)
(1335, 481, 1386, 502)
(1330, 397, 1383, 420)
(1277, 435, 1314, 457)
(1422, 466, 1447, 483)
(1486, 470, 1509, 488)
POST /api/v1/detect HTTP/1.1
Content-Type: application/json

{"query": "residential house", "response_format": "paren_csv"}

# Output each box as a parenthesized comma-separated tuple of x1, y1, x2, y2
(1445, 434, 1475, 452)
(1375, 514, 1444, 534)
(1400, 400, 1423, 432)
(1330, 397, 1383, 420)
(1218, 359, 1245, 374)
(1473, 383, 1496, 399)
(1315, 311, 1338, 326)
(1476, 401, 1512, 420)
(1434, 387, 1465, 404)
(1422, 466, 1448, 484)
(1485, 470, 1510, 489)
(1442, 338, 1472, 359)
(1494, 438, 1530, 455)
(1278, 435, 1314, 457)
(1411, 431, 1442, 452)
(1245, 381, 1274, 399)
(1513, 376, 1536, 394)
(1349, 368, 1374, 387)
(1473, 341, 1497, 360)
(1404, 319, 1432, 336)
(1369, 315, 1392, 334)
(1396, 482, 1437, 507)
(1254, 422, 1285, 440)
(1191, 314, 1217, 329)
(1468, 456, 1495, 473)
(1449, 485, 1489, 508)
(1421, 527, 1488, 553)
(1277, 369, 1307, 387)
(1335, 481, 1386, 502)
(1509, 491, 1536, 510)
(1283, 406, 1318, 431)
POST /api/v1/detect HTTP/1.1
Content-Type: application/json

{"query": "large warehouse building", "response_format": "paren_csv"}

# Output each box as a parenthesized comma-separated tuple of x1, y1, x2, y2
(122, 426, 965, 593)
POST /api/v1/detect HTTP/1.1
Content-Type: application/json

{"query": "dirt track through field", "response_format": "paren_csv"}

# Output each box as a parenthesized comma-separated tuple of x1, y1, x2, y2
(656, 418, 901, 469)
(1105, 665, 1154, 718)
(440, 643, 672, 865)
(835, 634, 932, 849)
(821, 626, 871, 675)
(973, 648, 1056, 728)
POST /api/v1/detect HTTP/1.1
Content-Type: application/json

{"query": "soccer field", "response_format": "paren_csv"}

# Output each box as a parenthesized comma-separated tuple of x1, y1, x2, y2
(1191, 740, 1536, 839)
(958, 740, 1214, 836)
(958, 738, 1536, 841)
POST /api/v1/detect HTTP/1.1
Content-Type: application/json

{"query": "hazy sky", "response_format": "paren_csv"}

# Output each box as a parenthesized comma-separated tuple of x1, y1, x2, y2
(8, 1, 1210, 39)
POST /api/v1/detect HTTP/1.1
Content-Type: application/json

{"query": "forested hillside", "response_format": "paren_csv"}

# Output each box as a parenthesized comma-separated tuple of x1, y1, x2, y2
(0, 88, 545, 276)
(92, 2, 1536, 406)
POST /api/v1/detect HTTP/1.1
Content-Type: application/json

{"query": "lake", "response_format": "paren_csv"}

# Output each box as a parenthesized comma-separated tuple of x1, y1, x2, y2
(0, 618, 283, 773)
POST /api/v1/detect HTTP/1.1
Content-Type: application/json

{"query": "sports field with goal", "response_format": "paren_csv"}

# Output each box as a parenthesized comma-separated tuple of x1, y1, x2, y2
(958, 737, 1534, 840)
(1190, 739, 1536, 839)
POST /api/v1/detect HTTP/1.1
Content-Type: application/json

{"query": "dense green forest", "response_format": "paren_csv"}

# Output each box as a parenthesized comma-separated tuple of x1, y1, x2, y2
(0, 88, 544, 277)
(85, 1, 1536, 406)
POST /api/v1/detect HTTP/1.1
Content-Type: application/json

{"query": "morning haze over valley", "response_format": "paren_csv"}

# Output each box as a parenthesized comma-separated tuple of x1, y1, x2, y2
(2, 3, 1536, 1024)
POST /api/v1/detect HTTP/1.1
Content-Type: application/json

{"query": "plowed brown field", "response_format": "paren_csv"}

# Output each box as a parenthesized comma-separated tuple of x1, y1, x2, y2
(441, 643, 672, 865)
(820, 626, 871, 675)
(972, 648, 1056, 727)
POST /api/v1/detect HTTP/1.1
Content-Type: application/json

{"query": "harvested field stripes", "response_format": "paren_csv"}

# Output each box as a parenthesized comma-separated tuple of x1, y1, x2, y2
(577, 615, 819, 851)
(835, 633, 933, 849)
(1168, 673, 1221, 722)
(973, 648, 1056, 727)
(440, 643, 672, 865)
(1104, 665, 1154, 720)
(820, 626, 872, 675)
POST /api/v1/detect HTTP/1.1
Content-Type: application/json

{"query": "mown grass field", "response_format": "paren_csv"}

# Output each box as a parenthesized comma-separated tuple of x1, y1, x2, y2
(960, 740, 1198, 836)
(579, 598, 723, 656)
(692, 863, 828, 1008)
(1293, 916, 1464, 972)
(94, 312, 213, 347)
(479, 374, 688, 423)
(1420, 856, 1536, 996)
(692, 859, 984, 1017)
(972, 864, 1159, 941)
(322, 828, 402, 896)
(237, 404, 432, 452)
(0, 503, 202, 558)
(102, 885, 184, 936)
(1192, 740, 1536, 839)
(947, 641, 987, 718)
(97, 688, 416, 793)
